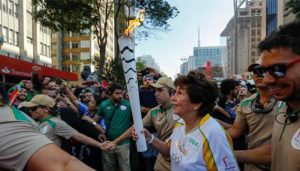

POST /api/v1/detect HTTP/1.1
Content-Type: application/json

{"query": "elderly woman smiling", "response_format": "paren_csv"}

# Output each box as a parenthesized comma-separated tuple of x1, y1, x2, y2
(136, 70, 239, 171)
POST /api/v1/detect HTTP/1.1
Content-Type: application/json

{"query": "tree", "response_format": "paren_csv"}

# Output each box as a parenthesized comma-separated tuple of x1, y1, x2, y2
(285, 0, 300, 19)
(136, 57, 146, 71)
(32, 0, 179, 78)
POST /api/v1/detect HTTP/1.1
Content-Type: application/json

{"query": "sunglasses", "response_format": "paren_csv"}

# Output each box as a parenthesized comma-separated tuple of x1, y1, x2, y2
(253, 58, 300, 78)
(29, 105, 45, 112)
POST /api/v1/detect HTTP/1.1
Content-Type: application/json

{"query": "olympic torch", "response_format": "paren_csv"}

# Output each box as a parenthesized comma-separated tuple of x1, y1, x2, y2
(118, 9, 147, 152)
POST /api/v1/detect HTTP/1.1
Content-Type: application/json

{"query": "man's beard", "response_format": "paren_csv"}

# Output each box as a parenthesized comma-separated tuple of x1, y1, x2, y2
(286, 87, 300, 102)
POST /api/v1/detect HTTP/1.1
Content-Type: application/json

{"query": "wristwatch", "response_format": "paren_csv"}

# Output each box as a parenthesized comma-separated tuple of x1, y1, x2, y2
(92, 121, 97, 126)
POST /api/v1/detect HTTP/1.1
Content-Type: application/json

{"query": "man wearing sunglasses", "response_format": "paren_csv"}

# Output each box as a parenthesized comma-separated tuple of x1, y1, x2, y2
(226, 62, 279, 171)
(258, 20, 300, 171)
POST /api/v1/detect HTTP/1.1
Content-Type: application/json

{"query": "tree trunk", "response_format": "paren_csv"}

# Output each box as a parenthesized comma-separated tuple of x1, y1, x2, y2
(98, 45, 106, 79)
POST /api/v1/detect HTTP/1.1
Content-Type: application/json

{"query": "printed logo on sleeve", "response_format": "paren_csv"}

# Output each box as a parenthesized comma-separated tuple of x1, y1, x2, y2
(291, 128, 300, 150)
(41, 125, 48, 134)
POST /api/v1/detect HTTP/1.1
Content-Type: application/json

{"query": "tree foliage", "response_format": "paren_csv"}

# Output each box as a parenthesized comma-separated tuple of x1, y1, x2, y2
(32, 0, 179, 81)
(285, 0, 300, 19)
(32, 0, 94, 32)
(136, 57, 146, 71)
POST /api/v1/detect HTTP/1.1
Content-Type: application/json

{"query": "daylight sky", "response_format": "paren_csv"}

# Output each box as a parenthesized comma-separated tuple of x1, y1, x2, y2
(135, 0, 234, 78)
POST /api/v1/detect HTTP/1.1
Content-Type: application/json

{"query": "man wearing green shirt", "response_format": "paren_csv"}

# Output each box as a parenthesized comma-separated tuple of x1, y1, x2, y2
(93, 83, 132, 171)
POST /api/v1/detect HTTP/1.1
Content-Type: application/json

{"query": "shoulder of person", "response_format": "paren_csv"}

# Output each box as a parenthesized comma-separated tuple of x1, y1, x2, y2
(240, 93, 257, 107)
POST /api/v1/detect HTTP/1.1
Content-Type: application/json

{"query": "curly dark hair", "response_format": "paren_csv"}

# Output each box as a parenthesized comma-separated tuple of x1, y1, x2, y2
(107, 82, 123, 95)
(220, 79, 239, 96)
(258, 20, 300, 55)
(174, 70, 218, 117)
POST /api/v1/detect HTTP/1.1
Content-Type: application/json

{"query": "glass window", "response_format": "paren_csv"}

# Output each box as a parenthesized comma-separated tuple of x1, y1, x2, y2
(14, 32, 19, 46)
(3, 27, 8, 42)
(9, 29, 13, 44)
(15, 3, 18, 18)
(2, 0, 7, 12)
(72, 42, 79, 48)
(63, 55, 70, 61)
(47, 46, 50, 56)
(40, 43, 44, 54)
(72, 54, 80, 60)
(63, 42, 70, 48)
(27, 37, 32, 44)
(8, 0, 13, 15)
(62, 66, 70, 72)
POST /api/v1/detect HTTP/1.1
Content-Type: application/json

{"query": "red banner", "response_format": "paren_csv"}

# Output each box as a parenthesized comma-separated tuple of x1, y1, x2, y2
(0, 55, 78, 81)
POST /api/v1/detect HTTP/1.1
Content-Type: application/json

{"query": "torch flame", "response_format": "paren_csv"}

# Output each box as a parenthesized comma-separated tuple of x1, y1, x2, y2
(124, 9, 145, 36)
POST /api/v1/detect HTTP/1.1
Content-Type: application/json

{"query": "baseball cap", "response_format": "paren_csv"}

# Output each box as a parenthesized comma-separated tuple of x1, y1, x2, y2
(143, 74, 154, 80)
(151, 77, 175, 89)
(20, 94, 55, 108)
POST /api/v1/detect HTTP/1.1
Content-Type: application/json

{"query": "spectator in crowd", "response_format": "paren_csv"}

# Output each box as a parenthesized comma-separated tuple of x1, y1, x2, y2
(134, 70, 239, 170)
(138, 73, 159, 171)
(0, 87, 95, 171)
(106, 77, 177, 171)
(226, 62, 279, 171)
(258, 20, 300, 171)
(93, 83, 132, 171)
(20, 94, 107, 151)
(10, 87, 27, 108)
(219, 79, 240, 121)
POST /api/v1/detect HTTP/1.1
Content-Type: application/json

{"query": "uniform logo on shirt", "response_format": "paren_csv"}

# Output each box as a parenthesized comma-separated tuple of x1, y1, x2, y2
(223, 155, 237, 170)
(291, 128, 300, 150)
(173, 113, 180, 121)
(120, 105, 127, 110)
(41, 125, 48, 134)
(107, 106, 112, 110)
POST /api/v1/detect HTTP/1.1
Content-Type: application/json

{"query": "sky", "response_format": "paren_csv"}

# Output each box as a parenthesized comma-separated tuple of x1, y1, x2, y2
(135, 0, 234, 78)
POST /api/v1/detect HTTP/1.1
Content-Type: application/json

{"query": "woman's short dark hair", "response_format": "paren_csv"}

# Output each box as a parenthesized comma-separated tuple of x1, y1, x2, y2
(174, 70, 218, 117)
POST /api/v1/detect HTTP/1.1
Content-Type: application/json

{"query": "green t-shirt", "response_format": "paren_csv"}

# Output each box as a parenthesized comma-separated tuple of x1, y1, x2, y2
(96, 98, 132, 145)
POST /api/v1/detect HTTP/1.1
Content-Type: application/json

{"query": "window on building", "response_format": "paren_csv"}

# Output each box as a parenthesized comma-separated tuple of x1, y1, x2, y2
(47, 46, 50, 56)
(51, 33, 57, 39)
(2, 0, 7, 13)
(51, 43, 57, 51)
(72, 32, 80, 37)
(15, 3, 18, 18)
(8, 29, 13, 45)
(72, 42, 80, 48)
(3, 27, 8, 42)
(62, 66, 71, 72)
(8, 0, 13, 15)
(14, 32, 19, 46)
(63, 55, 70, 61)
(72, 54, 80, 60)
(43, 44, 47, 55)
(40, 43, 42, 54)
(27, 37, 32, 44)
(72, 65, 80, 72)
(63, 42, 70, 48)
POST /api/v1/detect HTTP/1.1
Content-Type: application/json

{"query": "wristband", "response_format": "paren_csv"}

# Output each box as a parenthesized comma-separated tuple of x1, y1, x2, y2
(148, 134, 155, 144)
(92, 121, 97, 126)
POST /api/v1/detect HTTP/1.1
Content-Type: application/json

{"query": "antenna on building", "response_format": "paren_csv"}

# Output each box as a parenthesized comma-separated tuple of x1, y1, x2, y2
(198, 26, 201, 48)
(180, 57, 187, 63)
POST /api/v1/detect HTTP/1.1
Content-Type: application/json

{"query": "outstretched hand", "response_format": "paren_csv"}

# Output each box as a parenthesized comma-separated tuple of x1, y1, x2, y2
(132, 128, 152, 142)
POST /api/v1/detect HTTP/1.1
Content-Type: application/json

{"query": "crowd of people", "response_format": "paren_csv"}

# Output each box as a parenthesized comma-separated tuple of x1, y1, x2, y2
(0, 20, 300, 171)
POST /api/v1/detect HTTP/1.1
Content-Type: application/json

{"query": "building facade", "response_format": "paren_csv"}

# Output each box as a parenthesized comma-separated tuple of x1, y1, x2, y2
(264, 0, 295, 36)
(137, 55, 160, 71)
(51, 13, 115, 75)
(0, 0, 52, 66)
(221, 0, 263, 76)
